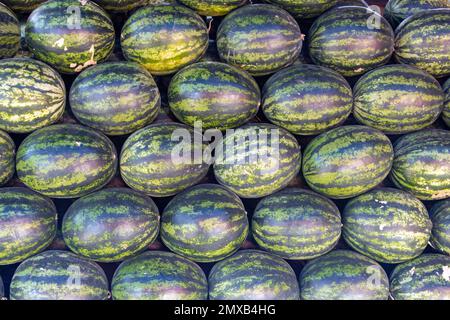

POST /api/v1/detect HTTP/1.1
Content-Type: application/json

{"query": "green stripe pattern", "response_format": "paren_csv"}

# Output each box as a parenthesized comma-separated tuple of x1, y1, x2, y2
(343, 188, 431, 264)
(93, 0, 146, 11)
(303, 125, 394, 199)
(385, 0, 450, 26)
(70, 61, 160, 136)
(444, 78, 450, 127)
(0, 187, 57, 265)
(2, 0, 45, 12)
(112, 251, 208, 300)
(0, 2, 19, 58)
(0, 130, 15, 186)
(262, 64, 352, 135)
(430, 200, 450, 255)
(62, 188, 160, 262)
(161, 184, 248, 263)
(10, 250, 109, 300)
(16, 124, 118, 198)
(252, 188, 341, 260)
(178, 0, 247, 16)
(208, 249, 299, 300)
(394, 9, 450, 78)
(120, 123, 210, 197)
(390, 129, 450, 200)
(266, 0, 337, 19)
(168, 61, 260, 130)
(25, 0, 115, 74)
(300, 250, 390, 300)
(217, 4, 302, 76)
(214, 123, 301, 198)
(0, 58, 66, 133)
(390, 254, 450, 300)
(309, 6, 394, 77)
(353, 64, 444, 134)
(333, 0, 368, 7)
(121, 4, 208, 75)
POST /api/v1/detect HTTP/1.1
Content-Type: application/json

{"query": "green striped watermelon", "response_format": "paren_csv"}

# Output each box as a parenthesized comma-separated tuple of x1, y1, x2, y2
(112, 251, 208, 300)
(353, 65, 444, 134)
(214, 123, 301, 198)
(0, 58, 66, 133)
(62, 188, 160, 262)
(265, 0, 337, 19)
(16, 124, 118, 198)
(93, 0, 145, 11)
(208, 249, 299, 300)
(161, 184, 248, 263)
(343, 188, 431, 264)
(2, 0, 45, 12)
(178, 0, 247, 16)
(394, 9, 450, 78)
(385, 0, 450, 26)
(121, 4, 208, 75)
(333, 0, 368, 7)
(430, 200, 450, 255)
(252, 188, 341, 260)
(10, 250, 109, 300)
(168, 61, 260, 130)
(0, 187, 57, 265)
(300, 250, 390, 300)
(120, 123, 210, 197)
(262, 64, 352, 136)
(390, 254, 450, 300)
(444, 78, 450, 127)
(216, 4, 302, 76)
(0, 130, 14, 186)
(302, 125, 394, 199)
(309, 6, 394, 77)
(390, 129, 450, 200)
(70, 62, 160, 136)
(0, 2, 19, 58)
(25, 0, 115, 74)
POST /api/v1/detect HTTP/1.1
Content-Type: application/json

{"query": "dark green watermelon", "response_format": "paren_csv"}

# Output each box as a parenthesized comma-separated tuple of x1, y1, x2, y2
(394, 9, 450, 78)
(390, 129, 450, 200)
(178, 0, 247, 16)
(332, 0, 368, 7)
(300, 250, 390, 300)
(25, 0, 115, 74)
(10, 250, 109, 300)
(216, 4, 302, 76)
(62, 188, 160, 262)
(112, 251, 208, 300)
(16, 124, 118, 198)
(430, 200, 450, 255)
(309, 6, 394, 77)
(444, 78, 450, 127)
(0, 187, 57, 265)
(70, 61, 160, 136)
(262, 64, 352, 135)
(168, 61, 260, 130)
(121, 4, 208, 75)
(266, 0, 337, 19)
(252, 188, 341, 260)
(0, 2, 19, 58)
(0, 130, 14, 186)
(385, 0, 450, 26)
(353, 64, 444, 134)
(390, 254, 450, 300)
(208, 249, 299, 300)
(302, 125, 394, 199)
(2, 0, 45, 12)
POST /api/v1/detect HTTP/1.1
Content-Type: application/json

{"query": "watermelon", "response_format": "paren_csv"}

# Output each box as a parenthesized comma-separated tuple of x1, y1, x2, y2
(333, 0, 368, 7)
(161, 184, 248, 263)
(444, 78, 450, 127)
(343, 188, 431, 264)
(70, 62, 160, 136)
(93, 0, 145, 11)
(0, 58, 66, 133)
(300, 250, 389, 300)
(214, 123, 301, 198)
(390, 254, 450, 300)
(216, 4, 302, 76)
(178, 0, 247, 16)
(0, 130, 14, 186)
(120, 123, 210, 197)
(112, 251, 208, 300)
(25, 0, 115, 74)
(0, 187, 57, 265)
(208, 249, 299, 300)
(384, 0, 450, 26)
(168, 61, 260, 130)
(252, 188, 341, 260)
(302, 125, 394, 199)
(262, 64, 352, 136)
(309, 6, 394, 77)
(121, 4, 208, 75)
(16, 124, 118, 198)
(0, 2, 19, 58)
(390, 129, 450, 200)
(2, 0, 45, 12)
(62, 188, 160, 262)
(394, 9, 450, 78)
(10, 250, 109, 300)
(353, 64, 444, 134)
(430, 200, 450, 255)
(265, 0, 337, 19)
